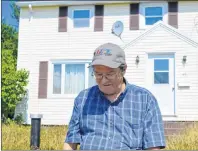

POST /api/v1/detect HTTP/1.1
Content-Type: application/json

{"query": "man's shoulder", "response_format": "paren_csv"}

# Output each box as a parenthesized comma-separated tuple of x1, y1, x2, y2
(127, 83, 152, 96)
(126, 83, 158, 108)
(72, 86, 99, 111)
(75, 85, 98, 101)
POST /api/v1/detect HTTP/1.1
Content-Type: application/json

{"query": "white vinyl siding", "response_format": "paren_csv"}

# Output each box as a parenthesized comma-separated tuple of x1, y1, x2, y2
(124, 25, 198, 121)
(178, 1, 198, 42)
(16, 2, 198, 125)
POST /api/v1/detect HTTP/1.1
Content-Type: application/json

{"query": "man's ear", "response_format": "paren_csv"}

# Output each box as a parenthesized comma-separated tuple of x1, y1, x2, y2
(122, 64, 127, 76)
(124, 64, 127, 71)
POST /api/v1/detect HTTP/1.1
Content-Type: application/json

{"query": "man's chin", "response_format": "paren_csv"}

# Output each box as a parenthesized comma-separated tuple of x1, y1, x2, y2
(102, 90, 115, 96)
(99, 87, 115, 95)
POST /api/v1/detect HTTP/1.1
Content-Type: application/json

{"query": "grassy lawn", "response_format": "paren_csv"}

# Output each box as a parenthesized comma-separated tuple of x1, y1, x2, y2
(2, 122, 198, 150)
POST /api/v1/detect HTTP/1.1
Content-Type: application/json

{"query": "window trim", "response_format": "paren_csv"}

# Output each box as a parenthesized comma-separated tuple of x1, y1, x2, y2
(144, 6, 163, 26)
(139, 2, 168, 29)
(72, 9, 91, 28)
(48, 60, 94, 98)
(153, 58, 170, 85)
(68, 6, 94, 32)
(145, 7, 163, 25)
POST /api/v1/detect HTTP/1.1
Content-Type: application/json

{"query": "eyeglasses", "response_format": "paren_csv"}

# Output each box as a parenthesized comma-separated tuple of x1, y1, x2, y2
(92, 71, 119, 80)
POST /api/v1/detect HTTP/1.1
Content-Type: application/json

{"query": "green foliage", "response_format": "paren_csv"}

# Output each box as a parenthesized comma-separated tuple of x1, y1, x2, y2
(3, 118, 16, 125)
(1, 1, 29, 122)
(2, 114, 24, 125)
(10, 1, 20, 24)
(1, 23, 18, 57)
(14, 113, 24, 125)
(2, 49, 29, 120)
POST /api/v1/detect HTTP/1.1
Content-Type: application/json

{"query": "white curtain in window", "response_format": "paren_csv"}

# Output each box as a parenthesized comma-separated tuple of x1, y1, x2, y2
(53, 64, 62, 94)
(65, 64, 85, 94)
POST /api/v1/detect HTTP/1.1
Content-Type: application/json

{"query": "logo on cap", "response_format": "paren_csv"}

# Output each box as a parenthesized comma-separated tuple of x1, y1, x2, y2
(94, 49, 112, 56)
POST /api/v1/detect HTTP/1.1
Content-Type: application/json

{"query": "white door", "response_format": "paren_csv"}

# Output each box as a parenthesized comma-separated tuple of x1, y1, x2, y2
(146, 54, 175, 115)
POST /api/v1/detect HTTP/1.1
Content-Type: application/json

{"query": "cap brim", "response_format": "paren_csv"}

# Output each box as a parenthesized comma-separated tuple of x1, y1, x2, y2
(89, 59, 121, 68)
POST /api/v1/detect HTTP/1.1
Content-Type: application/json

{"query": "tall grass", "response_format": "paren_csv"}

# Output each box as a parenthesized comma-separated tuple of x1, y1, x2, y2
(166, 123, 198, 150)
(2, 122, 67, 150)
(2, 122, 198, 150)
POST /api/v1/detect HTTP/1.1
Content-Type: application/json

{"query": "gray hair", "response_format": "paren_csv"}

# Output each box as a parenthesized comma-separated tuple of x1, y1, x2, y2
(119, 64, 126, 76)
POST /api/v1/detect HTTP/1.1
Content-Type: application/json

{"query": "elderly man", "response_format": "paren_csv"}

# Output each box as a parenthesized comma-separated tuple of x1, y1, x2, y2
(63, 43, 166, 150)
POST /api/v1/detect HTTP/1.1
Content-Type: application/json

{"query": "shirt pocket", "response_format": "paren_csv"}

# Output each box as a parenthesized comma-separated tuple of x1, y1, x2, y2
(123, 119, 143, 149)
(80, 113, 106, 134)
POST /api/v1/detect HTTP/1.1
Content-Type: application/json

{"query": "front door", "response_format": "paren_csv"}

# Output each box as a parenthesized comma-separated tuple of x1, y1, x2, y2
(146, 54, 175, 115)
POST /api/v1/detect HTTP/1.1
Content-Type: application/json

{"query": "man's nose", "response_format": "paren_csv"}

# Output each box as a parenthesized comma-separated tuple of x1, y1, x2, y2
(100, 75, 109, 84)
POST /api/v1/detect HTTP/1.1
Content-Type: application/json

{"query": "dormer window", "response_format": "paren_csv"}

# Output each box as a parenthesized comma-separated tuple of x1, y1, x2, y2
(73, 10, 90, 28)
(145, 7, 163, 25)
(140, 2, 167, 29)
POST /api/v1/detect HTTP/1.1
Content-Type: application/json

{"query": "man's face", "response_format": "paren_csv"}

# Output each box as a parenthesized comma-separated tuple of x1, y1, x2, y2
(93, 65, 124, 95)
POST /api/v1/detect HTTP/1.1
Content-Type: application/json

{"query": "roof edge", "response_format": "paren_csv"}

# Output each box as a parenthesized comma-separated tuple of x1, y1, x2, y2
(15, 1, 133, 7)
(123, 21, 198, 49)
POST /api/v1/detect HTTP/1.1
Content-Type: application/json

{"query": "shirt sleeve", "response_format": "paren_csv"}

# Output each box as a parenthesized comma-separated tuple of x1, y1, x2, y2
(142, 92, 166, 149)
(65, 94, 82, 144)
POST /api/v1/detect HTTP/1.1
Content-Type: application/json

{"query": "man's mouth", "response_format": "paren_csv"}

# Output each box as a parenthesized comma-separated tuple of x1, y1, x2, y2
(103, 84, 112, 86)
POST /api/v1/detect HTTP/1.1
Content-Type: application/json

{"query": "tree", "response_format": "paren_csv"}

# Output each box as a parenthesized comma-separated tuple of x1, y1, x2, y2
(10, 1, 20, 24)
(2, 23, 18, 57)
(1, 23, 29, 121)
(2, 49, 29, 120)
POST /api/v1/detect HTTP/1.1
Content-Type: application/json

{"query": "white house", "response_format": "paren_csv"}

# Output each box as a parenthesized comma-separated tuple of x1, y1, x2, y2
(15, 0, 198, 126)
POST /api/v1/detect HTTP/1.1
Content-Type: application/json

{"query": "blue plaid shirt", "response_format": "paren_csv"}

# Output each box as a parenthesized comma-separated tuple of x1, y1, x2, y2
(65, 80, 166, 150)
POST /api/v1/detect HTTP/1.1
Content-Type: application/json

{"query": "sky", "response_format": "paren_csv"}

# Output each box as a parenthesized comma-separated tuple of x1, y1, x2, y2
(2, 0, 19, 29)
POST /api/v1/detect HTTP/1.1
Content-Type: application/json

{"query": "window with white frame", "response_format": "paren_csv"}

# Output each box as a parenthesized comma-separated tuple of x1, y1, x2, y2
(145, 7, 163, 25)
(139, 2, 167, 29)
(154, 59, 169, 84)
(73, 10, 90, 28)
(52, 63, 96, 95)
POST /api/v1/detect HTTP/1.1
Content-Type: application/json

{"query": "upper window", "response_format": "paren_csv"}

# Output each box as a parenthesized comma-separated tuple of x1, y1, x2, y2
(73, 10, 90, 28)
(52, 63, 96, 95)
(145, 7, 163, 25)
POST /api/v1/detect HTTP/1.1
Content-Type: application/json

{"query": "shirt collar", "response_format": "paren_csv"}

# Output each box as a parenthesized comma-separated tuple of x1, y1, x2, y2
(96, 77, 129, 102)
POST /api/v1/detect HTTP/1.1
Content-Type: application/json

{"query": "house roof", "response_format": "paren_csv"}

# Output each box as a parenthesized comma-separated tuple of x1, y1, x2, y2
(123, 21, 198, 49)
(15, 0, 187, 7)
(17, 0, 182, 1)
(15, 1, 133, 7)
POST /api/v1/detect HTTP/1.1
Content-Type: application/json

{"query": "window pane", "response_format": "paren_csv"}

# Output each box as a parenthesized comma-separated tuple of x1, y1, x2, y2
(154, 59, 169, 71)
(74, 10, 90, 19)
(145, 7, 162, 16)
(154, 72, 169, 84)
(146, 17, 162, 25)
(89, 67, 96, 87)
(53, 64, 61, 94)
(65, 64, 85, 94)
(74, 19, 90, 28)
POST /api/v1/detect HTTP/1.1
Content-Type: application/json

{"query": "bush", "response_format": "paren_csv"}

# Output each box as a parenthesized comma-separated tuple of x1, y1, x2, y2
(2, 49, 29, 120)
(14, 113, 24, 125)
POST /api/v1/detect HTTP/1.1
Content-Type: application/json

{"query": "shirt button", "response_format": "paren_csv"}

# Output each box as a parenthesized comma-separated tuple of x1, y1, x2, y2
(108, 137, 111, 140)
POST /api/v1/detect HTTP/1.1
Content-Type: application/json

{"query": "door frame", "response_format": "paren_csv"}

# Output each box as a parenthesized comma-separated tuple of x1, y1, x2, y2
(146, 52, 176, 116)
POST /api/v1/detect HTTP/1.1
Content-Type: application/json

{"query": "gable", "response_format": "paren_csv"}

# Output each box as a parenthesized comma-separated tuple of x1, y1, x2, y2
(123, 21, 198, 49)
